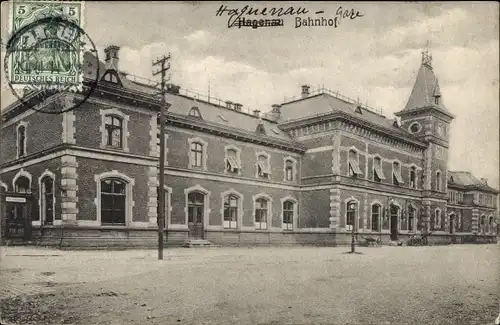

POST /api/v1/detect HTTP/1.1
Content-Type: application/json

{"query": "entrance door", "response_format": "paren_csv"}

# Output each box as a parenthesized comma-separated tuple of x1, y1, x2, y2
(1, 195, 32, 242)
(390, 205, 399, 241)
(187, 192, 204, 239)
(449, 215, 455, 234)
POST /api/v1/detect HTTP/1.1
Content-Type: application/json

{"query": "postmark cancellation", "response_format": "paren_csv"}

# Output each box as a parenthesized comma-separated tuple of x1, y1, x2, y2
(7, 0, 85, 92)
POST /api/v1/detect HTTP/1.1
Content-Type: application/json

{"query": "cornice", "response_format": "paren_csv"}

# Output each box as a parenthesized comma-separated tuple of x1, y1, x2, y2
(164, 113, 306, 154)
(280, 111, 426, 153)
(395, 105, 455, 121)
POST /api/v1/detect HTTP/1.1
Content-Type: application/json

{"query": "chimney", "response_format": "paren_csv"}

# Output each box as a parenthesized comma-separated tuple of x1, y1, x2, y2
(480, 178, 488, 185)
(253, 110, 261, 117)
(104, 45, 120, 71)
(301, 84, 310, 98)
(271, 104, 281, 114)
(225, 101, 233, 110)
(233, 103, 242, 111)
(167, 83, 180, 94)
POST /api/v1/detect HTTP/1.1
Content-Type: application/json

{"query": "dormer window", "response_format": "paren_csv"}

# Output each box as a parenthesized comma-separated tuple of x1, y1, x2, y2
(256, 123, 266, 135)
(101, 70, 122, 85)
(188, 107, 202, 118)
(434, 96, 439, 105)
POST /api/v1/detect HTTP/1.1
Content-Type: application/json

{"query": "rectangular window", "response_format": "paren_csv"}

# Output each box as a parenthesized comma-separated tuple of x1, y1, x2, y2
(285, 160, 294, 181)
(257, 155, 271, 178)
(371, 205, 380, 231)
(409, 168, 417, 188)
(282, 201, 294, 230)
(190, 142, 203, 167)
(105, 116, 123, 148)
(348, 150, 362, 177)
(373, 157, 385, 182)
(255, 198, 268, 229)
(223, 195, 238, 229)
(392, 162, 404, 186)
(226, 150, 241, 173)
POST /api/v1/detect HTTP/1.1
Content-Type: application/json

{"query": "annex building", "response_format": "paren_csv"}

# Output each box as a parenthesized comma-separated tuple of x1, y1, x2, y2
(0, 46, 498, 247)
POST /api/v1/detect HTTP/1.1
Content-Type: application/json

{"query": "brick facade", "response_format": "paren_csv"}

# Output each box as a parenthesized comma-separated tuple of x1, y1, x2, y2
(1, 47, 498, 247)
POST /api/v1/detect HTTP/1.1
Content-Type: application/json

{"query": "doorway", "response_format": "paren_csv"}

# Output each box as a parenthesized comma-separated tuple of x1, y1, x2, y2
(390, 204, 399, 241)
(1, 193, 33, 243)
(187, 192, 204, 239)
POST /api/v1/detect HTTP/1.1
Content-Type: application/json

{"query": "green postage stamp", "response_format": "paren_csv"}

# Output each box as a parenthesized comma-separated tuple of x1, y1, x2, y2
(7, 0, 85, 90)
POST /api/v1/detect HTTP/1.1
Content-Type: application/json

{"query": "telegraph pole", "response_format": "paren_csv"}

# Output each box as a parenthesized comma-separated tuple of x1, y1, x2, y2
(152, 53, 171, 260)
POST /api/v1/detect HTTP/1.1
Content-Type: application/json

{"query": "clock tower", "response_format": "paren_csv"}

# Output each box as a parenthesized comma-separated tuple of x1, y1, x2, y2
(395, 50, 455, 232)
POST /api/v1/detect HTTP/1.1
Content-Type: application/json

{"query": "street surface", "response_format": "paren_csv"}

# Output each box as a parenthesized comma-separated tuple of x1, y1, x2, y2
(1, 244, 499, 325)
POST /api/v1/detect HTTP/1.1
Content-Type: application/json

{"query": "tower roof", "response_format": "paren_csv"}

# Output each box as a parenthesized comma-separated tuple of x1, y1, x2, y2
(402, 51, 448, 113)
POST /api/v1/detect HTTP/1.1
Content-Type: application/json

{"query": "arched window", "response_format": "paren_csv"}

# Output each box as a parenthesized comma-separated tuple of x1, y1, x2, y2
(457, 211, 462, 232)
(434, 209, 441, 229)
(190, 142, 204, 168)
(480, 215, 485, 233)
(285, 160, 294, 181)
(105, 115, 123, 148)
(408, 205, 416, 232)
(100, 178, 126, 225)
(17, 125, 26, 157)
(436, 171, 442, 191)
(346, 201, 357, 231)
(282, 200, 294, 230)
(488, 216, 494, 233)
(0, 183, 7, 193)
(255, 197, 268, 230)
(371, 204, 381, 231)
(41, 176, 54, 224)
(409, 167, 417, 189)
(14, 176, 30, 193)
(223, 194, 238, 229)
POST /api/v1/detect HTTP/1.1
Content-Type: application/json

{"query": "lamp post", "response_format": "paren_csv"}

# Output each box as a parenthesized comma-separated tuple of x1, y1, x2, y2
(348, 202, 356, 253)
(350, 212, 356, 253)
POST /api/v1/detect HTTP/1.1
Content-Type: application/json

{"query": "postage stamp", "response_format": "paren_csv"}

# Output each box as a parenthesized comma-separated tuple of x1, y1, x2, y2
(4, 0, 99, 114)
(8, 0, 84, 90)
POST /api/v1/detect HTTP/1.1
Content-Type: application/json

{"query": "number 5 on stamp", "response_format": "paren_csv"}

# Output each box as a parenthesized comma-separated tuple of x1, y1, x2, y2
(8, 0, 84, 90)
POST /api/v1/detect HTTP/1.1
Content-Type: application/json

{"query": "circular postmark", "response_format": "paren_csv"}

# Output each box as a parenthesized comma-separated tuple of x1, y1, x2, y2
(3, 16, 99, 114)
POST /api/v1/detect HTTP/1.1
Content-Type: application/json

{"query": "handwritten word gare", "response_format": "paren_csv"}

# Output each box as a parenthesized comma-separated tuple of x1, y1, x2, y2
(295, 7, 363, 28)
(216, 4, 308, 28)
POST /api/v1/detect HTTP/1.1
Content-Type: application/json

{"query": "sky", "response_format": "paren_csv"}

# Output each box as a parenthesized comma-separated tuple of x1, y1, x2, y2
(1, 1, 499, 188)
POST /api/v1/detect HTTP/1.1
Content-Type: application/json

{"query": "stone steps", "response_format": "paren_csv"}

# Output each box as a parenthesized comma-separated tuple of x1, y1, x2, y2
(183, 239, 218, 248)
